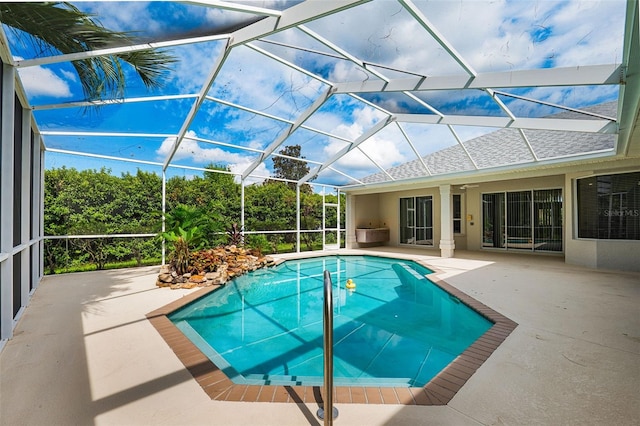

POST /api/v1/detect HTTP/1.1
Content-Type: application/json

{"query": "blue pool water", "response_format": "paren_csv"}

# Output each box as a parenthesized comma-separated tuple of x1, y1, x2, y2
(169, 255, 492, 387)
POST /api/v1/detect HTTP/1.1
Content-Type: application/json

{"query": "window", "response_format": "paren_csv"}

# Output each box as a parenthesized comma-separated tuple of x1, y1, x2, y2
(453, 194, 462, 234)
(577, 172, 640, 240)
(482, 189, 563, 252)
(400, 196, 433, 246)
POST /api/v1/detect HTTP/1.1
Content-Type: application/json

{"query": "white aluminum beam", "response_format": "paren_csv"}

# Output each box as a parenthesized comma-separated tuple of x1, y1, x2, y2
(258, 37, 425, 80)
(45, 234, 157, 240)
(31, 133, 43, 291)
(326, 166, 365, 186)
(257, 38, 345, 61)
(247, 43, 333, 86)
(46, 148, 164, 167)
(166, 163, 239, 176)
(398, 0, 476, 77)
(356, 146, 395, 181)
(447, 124, 479, 170)
(161, 170, 166, 266)
(20, 108, 31, 310)
(32, 94, 199, 111)
(396, 122, 431, 176)
(491, 90, 616, 121)
(205, 94, 292, 123)
(402, 91, 444, 117)
(349, 93, 394, 116)
(486, 88, 516, 121)
(241, 86, 336, 180)
(204, 95, 353, 143)
(273, 152, 323, 167)
(41, 131, 175, 138)
(185, 134, 264, 154)
(333, 64, 623, 94)
(518, 129, 539, 162)
(1, 64, 14, 340)
(298, 25, 388, 81)
(164, 39, 232, 170)
(394, 114, 616, 133)
(301, 115, 394, 183)
(230, 0, 370, 47)
(296, 185, 300, 253)
(470, 64, 623, 89)
(616, 0, 640, 155)
(0, 25, 13, 65)
(15, 34, 231, 68)
(182, 1, 283, 17)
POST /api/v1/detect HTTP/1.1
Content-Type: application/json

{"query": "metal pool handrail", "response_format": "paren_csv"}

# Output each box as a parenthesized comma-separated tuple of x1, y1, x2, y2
(317, 270, 338, 424)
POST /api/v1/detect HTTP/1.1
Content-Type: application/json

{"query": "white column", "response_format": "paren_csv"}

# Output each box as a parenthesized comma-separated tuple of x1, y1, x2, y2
(21, 108, 31, 305)
(39, 147, 44, 279)
(439, 184, 455, 258)
(31, 132, 42, 291)
(240, 180, 245, 241)
(1, 64, 15, 340)
(321, 187, 326, 249)
(296, 185, 300, 253)
(161, 170, 166, 265)
(337, 189, 341, 249)
(345, 194, 357, 249)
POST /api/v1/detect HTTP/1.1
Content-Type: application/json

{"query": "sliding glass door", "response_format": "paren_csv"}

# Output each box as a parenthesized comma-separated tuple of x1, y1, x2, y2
(482, 193, 505, 248)
(482, 189, 562, 252)
(506, 191, 532, 248)
(400, 196, 433, 246)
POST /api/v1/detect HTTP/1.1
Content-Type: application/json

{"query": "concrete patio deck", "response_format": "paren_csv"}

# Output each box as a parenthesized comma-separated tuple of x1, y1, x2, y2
(1, 249, 639, 425)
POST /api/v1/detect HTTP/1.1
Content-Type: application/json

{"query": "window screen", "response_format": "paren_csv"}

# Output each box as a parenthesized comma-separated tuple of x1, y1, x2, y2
(453, 194, 462, 234)
(577, 172, 640, 240)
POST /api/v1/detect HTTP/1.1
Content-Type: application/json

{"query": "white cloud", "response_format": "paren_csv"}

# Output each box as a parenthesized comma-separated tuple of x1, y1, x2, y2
(400, 123, 459, 156)
(17, 65, 72, 98)
(59, 69, 77, 82)
(437, 0, 624, 71)
(82, 2, 162, 34)
(157, 130, 245, 163)
(209, 46, 326, 118)
(156, 130, 272, 184)
(170, 41, 227, 94)
(300, 0, 624, 76)
(229, 160, 271, 185)
(320, 106, 407, 172)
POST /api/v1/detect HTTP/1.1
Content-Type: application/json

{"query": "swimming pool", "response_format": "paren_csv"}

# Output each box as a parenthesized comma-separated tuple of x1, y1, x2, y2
(169, 255, 493, 388)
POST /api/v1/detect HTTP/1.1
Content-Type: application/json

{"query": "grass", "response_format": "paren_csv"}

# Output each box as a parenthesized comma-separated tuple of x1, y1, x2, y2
(46, 236, 346, 274)
(49, 257, 162, 275)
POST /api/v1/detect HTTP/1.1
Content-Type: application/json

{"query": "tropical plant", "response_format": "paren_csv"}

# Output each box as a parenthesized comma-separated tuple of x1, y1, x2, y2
(160, 227, 201, 275)
(0, 2, 175, 102)
(226, 222, 243, 246)
(163, 204, 206, 239)
(160, 204, 213, 274)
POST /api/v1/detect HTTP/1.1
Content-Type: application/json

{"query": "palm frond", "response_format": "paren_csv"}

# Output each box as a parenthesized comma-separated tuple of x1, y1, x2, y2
(0, 2, 176, 101)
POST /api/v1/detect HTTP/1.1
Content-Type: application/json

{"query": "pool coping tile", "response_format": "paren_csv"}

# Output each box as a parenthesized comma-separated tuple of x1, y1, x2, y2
(146, 259, 517, 406)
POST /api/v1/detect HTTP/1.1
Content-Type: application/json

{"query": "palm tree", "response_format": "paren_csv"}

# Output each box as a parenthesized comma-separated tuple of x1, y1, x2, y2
(0, 2, 176, 102)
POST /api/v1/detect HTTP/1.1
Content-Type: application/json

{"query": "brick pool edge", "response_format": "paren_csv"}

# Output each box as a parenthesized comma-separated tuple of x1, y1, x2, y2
(146, 261, 518, 405)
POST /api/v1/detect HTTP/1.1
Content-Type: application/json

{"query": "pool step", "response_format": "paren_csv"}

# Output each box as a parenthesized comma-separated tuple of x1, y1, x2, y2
(242, 373, 413, 387)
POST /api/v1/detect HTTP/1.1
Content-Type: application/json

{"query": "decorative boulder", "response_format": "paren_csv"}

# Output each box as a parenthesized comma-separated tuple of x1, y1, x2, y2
(157, 245, 273, 290)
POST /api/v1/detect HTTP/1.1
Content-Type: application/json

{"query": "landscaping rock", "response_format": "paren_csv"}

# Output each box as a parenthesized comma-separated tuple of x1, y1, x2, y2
(157, 245, 273, 290)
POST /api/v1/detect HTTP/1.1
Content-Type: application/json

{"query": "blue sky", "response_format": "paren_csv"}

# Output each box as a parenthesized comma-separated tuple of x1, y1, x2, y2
(5, 0, 627, 185)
